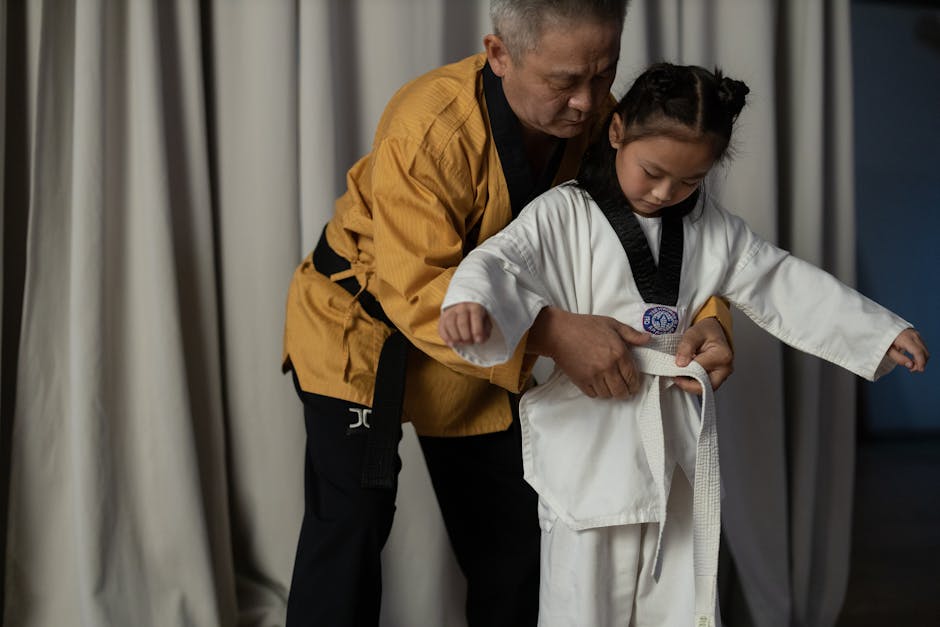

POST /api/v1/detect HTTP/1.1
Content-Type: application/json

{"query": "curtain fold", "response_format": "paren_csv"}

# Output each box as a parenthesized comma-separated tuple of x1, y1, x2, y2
(209, 3, 305, 624)
(778, 2, 857, 625)
(0, 1, 858, 625)
(5, 0, 236, 624)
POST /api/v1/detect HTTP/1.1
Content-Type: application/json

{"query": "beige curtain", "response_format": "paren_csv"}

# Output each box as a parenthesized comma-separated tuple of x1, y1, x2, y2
(0, 1, 855, 625)
(3, 1, 237, 625)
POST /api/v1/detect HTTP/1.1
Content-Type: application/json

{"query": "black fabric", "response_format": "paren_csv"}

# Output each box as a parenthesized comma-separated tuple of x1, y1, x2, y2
(312, 227, 394, 327)
(312, 227, 406, 489)
(286, 372, 401, 627)
(483, 62, 567, 218)
(418, 399, 540, 627)
(584, 182, 698, 306)
(360, 330, 408, 488)
(286, 370, 539, 627)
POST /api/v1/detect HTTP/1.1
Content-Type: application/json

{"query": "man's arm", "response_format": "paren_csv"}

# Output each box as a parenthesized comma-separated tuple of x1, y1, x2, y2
(526, 306, 650, 398)
(527, 298, 735, 398)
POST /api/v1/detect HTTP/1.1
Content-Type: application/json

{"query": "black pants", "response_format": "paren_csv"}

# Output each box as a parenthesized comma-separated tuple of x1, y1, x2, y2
(285, 376, 540, 627)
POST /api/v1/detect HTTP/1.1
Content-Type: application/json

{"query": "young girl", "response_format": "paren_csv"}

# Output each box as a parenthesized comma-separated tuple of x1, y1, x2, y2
(438, 63, 928, 627)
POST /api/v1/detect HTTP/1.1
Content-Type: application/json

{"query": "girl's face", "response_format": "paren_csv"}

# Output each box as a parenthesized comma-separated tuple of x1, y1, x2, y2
(609, 114, 717, 216)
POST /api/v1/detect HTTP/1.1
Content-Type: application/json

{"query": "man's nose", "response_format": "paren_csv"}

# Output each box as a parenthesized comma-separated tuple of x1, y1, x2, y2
(568, 84, 594, 113)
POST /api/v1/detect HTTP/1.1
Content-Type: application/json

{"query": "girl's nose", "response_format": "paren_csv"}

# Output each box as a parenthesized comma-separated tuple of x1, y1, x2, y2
(652, 181, 676, 203)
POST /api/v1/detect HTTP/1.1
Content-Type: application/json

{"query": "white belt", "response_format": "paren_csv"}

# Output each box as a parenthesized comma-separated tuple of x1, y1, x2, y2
(632, 335, 720, 627)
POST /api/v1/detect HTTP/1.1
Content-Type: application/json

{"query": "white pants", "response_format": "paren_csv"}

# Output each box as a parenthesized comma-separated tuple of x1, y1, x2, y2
(537, 469, 722, 627)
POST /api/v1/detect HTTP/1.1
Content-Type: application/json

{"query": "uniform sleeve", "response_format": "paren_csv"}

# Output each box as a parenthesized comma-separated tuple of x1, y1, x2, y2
(442, 189, 586, 368)
(368, 136, 530, 390)
(442, 227, 552, 366)
(719, 210, 910, 381)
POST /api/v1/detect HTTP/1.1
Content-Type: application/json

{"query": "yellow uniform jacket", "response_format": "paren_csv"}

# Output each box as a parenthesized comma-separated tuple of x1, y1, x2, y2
(283, 53, 729, 436)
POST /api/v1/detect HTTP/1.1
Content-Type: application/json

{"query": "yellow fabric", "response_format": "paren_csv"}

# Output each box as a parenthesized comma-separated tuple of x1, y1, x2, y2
(283, 52, 732, 437)
(283, 54, 543, 435)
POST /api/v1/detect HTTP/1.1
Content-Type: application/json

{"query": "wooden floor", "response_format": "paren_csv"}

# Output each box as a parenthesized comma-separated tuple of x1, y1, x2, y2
(835, 437, 940, 626)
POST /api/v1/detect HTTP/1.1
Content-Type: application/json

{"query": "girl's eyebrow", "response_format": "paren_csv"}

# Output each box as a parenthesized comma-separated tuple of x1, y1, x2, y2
(639, 159, 710, 180)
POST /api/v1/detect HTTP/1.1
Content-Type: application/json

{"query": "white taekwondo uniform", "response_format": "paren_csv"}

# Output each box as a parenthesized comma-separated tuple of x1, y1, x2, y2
(441, 181, 909, 627)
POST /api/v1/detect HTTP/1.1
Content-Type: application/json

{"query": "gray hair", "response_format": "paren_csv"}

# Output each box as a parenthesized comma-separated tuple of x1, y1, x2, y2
(490, 0, 630, 61)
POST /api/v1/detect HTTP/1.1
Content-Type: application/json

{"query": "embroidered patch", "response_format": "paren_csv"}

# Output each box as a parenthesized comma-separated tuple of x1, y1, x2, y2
(642, 306, 679, 335)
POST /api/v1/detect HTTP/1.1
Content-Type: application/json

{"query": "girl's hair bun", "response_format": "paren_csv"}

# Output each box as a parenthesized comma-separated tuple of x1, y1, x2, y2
(717, 74, 750, 118)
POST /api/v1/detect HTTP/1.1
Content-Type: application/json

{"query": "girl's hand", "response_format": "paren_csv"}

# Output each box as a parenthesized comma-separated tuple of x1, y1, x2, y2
(674, 317, 734, 395)
(439, 302, 493, 347)
(886, 328, 929, 373)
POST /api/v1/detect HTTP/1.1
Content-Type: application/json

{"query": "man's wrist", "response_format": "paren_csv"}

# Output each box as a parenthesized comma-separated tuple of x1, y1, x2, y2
(526, 306, 558, 358)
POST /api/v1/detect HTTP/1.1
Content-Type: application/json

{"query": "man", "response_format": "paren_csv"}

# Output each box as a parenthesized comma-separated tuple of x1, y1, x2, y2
(281, 1, 734, 625)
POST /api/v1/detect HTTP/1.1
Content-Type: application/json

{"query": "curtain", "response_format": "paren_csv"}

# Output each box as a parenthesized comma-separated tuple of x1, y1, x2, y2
(0, 1, 856, 626)
(3, 1, 237, 625)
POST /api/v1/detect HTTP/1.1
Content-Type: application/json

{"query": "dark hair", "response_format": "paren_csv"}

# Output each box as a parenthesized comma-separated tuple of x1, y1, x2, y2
(578, 62, 750, 213)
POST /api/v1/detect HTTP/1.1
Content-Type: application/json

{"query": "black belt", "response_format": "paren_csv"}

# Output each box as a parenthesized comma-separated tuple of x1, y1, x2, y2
(313, 227, 406, 490)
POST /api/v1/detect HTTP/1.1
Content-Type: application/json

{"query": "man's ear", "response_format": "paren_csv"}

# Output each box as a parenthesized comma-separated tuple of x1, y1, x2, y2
(483, 34, 512, 77)
(609, 112, 624, 148)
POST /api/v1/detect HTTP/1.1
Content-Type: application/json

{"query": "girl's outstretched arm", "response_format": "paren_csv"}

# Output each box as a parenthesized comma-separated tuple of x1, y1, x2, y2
(885, 328, 929, 372)
(439, 302, 493, 347)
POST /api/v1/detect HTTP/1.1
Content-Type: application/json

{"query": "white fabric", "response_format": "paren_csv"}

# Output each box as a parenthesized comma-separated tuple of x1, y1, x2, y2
(526, 334, 722, 627)
(0, 1, 861, 626)
(443, 184, 907, 383)
(444, 182, 907, 623)
(538, 470, 720, 627)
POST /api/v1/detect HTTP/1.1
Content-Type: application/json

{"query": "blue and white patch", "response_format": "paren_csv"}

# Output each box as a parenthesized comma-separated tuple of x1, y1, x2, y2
(642, 306, 679, 335)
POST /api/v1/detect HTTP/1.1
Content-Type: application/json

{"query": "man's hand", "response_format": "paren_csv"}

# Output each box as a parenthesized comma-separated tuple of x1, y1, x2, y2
(673, 317, 734, 394)
(527, 306, 650, 398)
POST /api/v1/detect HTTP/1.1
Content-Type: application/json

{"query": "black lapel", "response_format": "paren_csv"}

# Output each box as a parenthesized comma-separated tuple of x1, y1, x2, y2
(584, 181, 696, 307)
(483, 62, 567, 218)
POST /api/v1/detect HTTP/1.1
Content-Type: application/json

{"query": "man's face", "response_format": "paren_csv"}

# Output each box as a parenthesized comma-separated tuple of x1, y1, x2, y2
(487, 19, 622, 139)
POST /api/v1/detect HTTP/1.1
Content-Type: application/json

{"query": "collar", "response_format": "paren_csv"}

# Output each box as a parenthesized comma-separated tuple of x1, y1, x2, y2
(482, 62, 567, 218)
(584, 180, 699, 306)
